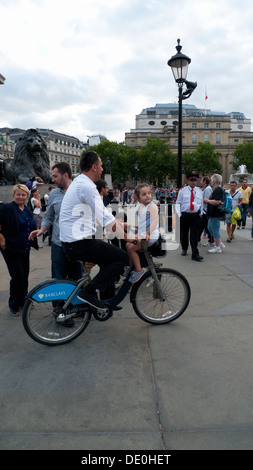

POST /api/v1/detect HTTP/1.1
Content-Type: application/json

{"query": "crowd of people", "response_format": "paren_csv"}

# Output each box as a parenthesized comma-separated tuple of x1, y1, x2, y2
(176, 173, 253, 261)
(0, 157, 252, 316)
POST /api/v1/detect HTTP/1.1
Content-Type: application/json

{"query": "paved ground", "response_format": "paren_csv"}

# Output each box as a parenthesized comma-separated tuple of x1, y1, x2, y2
(0, 220, 252, 450)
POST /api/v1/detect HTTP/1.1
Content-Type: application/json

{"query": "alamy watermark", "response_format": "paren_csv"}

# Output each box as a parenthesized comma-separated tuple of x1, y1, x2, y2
(71, 202, 181, 251)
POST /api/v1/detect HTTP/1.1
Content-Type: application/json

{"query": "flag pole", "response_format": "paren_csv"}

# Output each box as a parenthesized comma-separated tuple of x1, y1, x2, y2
(205, 87, 208, 116)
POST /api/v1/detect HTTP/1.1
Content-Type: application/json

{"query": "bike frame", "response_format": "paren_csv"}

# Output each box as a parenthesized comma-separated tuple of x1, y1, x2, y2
(26, 241, 166, 317)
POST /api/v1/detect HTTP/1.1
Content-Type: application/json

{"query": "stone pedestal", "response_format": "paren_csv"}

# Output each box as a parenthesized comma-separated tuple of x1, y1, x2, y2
(104, 174, 112, 188)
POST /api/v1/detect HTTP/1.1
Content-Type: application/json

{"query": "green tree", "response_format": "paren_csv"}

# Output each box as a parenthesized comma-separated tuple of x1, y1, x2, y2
(86, 140, 138, 184)
(182, 142, 222, 176)
(138, 137, 177, 185)
(232, 142, 253, 173)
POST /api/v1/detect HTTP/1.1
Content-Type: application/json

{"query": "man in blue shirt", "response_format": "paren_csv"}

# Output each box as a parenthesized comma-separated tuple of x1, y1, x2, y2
(29, 162, 82, 280)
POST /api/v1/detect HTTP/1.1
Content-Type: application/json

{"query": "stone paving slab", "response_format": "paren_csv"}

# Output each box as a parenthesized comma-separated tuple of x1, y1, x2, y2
(0, 225, 252, 450)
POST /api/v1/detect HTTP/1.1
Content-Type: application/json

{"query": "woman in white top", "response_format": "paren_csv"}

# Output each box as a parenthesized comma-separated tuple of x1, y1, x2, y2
(30, 187, 42, 229)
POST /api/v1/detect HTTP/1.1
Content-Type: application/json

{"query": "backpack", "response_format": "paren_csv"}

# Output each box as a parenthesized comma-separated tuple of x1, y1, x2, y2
(40, 196, 46, 212)
(219, 191, 233, 214)
(27, 197, 34, 212)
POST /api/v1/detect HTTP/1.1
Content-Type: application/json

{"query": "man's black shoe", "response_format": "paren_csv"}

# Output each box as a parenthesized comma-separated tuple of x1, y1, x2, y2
(192, 255, 203, 262)
(181, 250, 187, 256)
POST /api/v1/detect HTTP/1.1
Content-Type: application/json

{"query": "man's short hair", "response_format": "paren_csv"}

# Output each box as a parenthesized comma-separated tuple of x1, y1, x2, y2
(52, 162, 72, 179)
(95, 179, 107, 194)
(80, 151, 100, 172)
(202, 176, 210, 185)
(211, 173, 222, 185)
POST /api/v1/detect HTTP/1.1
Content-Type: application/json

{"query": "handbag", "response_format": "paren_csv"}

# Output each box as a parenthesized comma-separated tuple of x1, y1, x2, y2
(149, 234, 166, 258)
(231, 206, 242, 225)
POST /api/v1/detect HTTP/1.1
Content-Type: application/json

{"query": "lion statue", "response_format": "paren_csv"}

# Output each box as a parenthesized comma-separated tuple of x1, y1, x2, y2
(3, 129, 51, 184)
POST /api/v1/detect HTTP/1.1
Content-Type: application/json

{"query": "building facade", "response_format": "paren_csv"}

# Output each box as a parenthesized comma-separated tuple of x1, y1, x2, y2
(0, 130, 15, 161)
(38, 129, 86, 175)
(125, 104, 253, 183)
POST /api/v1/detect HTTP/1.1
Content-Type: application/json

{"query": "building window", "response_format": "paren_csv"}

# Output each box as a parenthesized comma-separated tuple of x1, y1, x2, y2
(192, 123, 197, 129)
(148, 121, 155, 126)
(204, 133, 209, 142)
(204, 123, 209, 129)
(216, 133, 221, 144)
(216, 123, 221, 129)
(192, 133, 197, 144)
(160, 120, 167, 125)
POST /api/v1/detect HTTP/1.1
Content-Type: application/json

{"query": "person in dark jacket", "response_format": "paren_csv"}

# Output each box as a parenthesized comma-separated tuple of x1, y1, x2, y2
(247, 189, 253, 239)
(0, 184, 38, 316)
(204, 173, 225, 254)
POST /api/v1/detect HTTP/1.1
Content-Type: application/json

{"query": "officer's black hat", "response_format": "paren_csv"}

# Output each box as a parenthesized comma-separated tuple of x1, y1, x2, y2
(186, 173, 199, 181)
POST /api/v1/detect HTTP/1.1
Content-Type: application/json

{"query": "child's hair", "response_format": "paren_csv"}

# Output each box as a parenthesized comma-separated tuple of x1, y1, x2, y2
(134, 183, 150, 200)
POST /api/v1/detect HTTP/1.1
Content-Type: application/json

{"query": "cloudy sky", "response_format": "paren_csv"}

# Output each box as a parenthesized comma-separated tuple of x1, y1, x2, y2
(1, 0, 253, 143)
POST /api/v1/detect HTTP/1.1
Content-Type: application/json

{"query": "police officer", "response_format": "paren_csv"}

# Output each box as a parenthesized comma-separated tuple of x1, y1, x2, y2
(177, 173, 204, 261)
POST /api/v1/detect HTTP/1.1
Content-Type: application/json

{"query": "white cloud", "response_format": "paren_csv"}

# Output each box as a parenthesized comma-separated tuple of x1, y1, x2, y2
(0, 0, 253, 142)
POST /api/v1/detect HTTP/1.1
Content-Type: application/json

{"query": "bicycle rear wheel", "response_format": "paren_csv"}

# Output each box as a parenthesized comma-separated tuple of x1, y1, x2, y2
(131, 268, 190, 324)
(22, 298, 91, 346)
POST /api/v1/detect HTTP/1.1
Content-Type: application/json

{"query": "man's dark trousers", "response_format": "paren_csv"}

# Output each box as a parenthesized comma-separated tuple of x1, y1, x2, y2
(62, 238, 129, 294)
(180, 212, 202, 257)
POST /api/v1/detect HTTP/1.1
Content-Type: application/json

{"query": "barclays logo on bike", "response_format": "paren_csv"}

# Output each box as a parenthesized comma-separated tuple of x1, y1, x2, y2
(39, 291, 66, 299)
(32, 282, 76, 302)
(34, 290, 67, 301)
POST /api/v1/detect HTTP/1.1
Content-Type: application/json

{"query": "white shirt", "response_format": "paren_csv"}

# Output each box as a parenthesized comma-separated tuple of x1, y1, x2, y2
(31, 197, 41, 215)
(226, 189, 242, 211)
(137, 202, 159, 244)
(176, 185, 203, 216)
(202, 185, 213, 214)
(59, 174, 115, 243)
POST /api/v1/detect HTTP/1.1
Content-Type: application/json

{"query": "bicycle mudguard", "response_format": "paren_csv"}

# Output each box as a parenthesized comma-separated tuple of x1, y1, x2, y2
(26, 279, 81, 304)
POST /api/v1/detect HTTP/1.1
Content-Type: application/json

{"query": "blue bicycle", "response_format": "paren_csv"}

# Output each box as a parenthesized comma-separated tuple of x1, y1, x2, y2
(22, 241, 191, 346)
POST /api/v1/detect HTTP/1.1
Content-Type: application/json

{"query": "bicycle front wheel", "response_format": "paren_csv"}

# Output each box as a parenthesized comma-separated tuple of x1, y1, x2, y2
(131, 268, 191, 324)
(22, 298, 91, 346)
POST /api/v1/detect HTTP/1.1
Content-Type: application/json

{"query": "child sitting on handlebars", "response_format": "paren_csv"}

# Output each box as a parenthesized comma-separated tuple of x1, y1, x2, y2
(125, 183, 159, 283)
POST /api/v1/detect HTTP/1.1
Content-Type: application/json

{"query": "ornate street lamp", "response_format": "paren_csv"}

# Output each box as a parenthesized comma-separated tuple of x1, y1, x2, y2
(134, 162, 139, 186)
(168, 39, 197, 189)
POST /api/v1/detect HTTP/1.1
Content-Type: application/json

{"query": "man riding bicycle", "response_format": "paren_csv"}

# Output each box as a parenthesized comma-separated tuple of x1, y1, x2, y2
(59, 151, 129, 309)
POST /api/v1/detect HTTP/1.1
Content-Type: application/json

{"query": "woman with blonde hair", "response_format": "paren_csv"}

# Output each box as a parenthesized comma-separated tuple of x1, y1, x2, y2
(0, 184, 38, 316)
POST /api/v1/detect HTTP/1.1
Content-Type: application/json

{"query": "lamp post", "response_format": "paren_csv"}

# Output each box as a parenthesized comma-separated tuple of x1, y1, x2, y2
(134, 162, 139, 186)
(168, 39, 197, 189)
